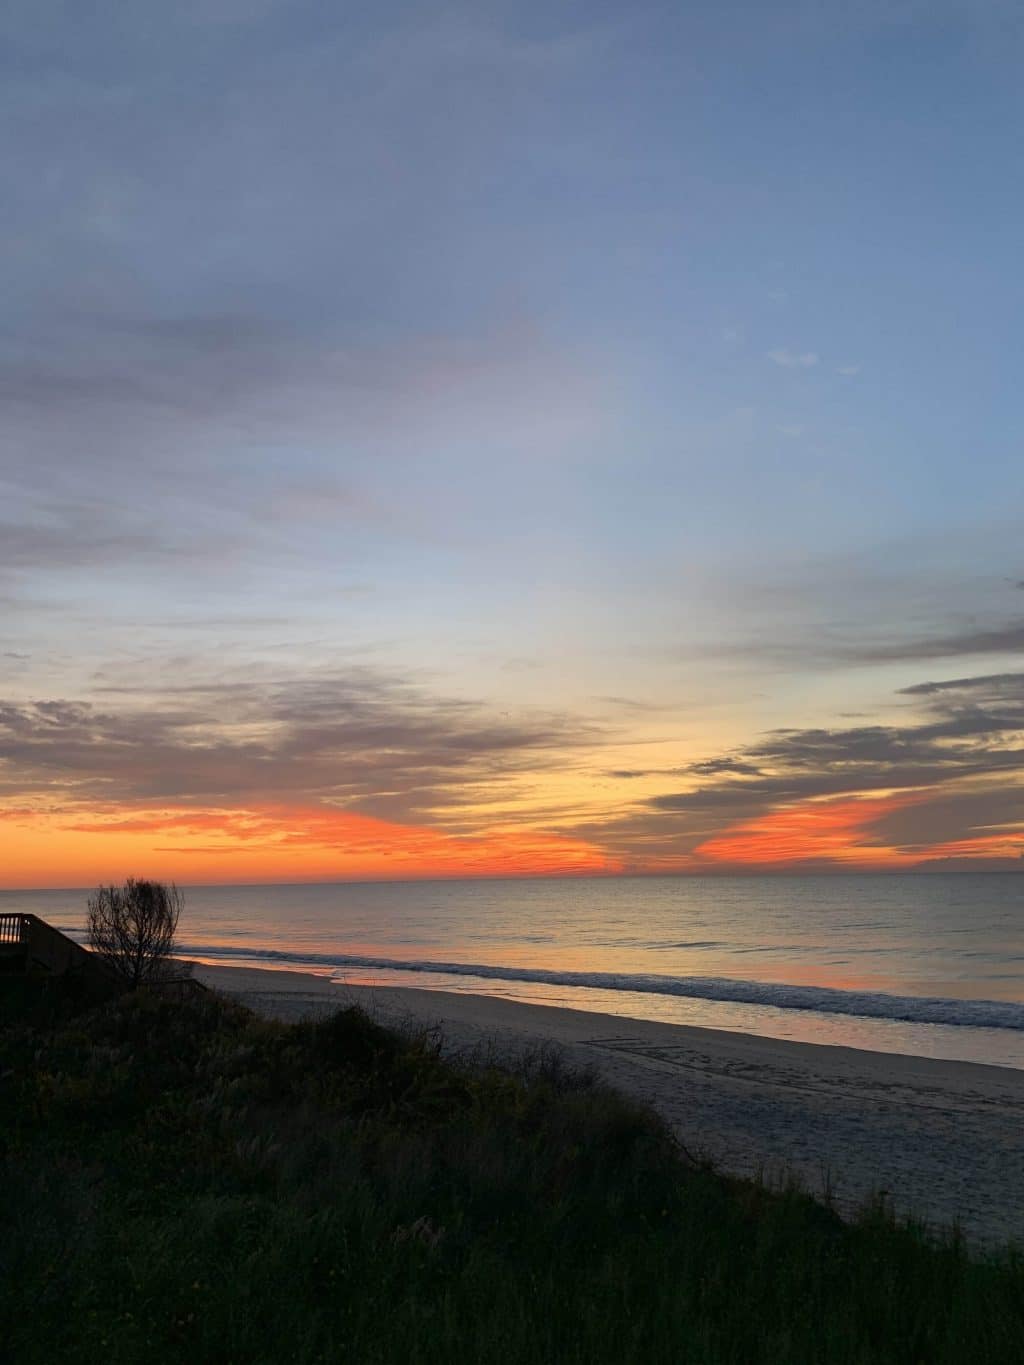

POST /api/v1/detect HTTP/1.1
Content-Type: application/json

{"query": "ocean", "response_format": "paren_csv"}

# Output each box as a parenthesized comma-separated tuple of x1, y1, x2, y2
(7, 873, 1024, 1069)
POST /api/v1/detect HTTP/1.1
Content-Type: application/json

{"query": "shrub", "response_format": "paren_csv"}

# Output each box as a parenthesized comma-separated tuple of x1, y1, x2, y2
(86, 878, 184, 989)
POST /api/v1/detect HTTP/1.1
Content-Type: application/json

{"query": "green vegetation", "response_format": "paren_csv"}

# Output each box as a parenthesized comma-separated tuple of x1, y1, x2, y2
(2, 988, 1022, 1364)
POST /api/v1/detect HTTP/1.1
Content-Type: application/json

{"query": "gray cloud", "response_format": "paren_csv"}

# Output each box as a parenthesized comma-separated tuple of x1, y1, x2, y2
(0, 311, 553, 472)
(647, 759, 997, 814)
(593, 696, 671, 713)
(870, 787, 1024, 852)
(688, 756, 763, 777)
(850, 622, 1024, 663)
(603, 756, 765, 783)
(0, 499, 230, 575)
(2, 310, 549, 438)
(0, 671, 603, 826)
(5, 662, 1023, 867)
(717, 619, 1024, 670)
(569, 669, 1024, 866)
(899, 672, 1024, 697)
(697, 534, 1024, 680)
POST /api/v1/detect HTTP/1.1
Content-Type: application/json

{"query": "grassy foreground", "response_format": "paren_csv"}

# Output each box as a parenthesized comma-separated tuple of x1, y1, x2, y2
(2, 988, 1022, 1364)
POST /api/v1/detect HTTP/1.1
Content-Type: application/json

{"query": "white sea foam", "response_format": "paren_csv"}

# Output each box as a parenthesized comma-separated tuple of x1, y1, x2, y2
(173, 942, 1024, 1032)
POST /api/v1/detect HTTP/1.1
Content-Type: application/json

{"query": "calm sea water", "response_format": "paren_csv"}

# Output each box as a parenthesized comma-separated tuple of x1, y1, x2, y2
(7, 873, 1024, 1069)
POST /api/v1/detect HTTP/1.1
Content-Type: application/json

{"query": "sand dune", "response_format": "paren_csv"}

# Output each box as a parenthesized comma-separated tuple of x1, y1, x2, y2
(196, 963, 1024, 1249)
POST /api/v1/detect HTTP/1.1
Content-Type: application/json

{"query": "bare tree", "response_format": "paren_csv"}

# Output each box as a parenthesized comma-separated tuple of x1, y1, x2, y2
(87, 879, 184, 988)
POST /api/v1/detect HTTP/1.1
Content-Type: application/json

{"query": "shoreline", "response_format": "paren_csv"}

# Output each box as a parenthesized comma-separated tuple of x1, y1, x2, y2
(193, 962, 1023, 1077)
(196, 963, 1024, 1248)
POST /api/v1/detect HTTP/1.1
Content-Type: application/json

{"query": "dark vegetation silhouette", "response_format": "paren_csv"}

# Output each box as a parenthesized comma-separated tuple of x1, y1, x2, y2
(2, 987, 1023, 1363)
(86, 878, 184, 988)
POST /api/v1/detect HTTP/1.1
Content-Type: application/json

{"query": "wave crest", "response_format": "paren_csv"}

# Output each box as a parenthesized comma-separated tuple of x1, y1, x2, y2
(175, 943, 1024, 1032)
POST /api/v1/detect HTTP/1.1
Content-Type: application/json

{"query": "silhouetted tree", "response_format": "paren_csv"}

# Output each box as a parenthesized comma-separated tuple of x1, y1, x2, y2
(87, 878, 184, 988)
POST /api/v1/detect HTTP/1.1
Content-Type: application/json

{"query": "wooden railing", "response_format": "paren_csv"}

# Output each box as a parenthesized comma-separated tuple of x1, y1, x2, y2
(0, 914, 195, 990)
(0, 913, 30, 946)
(0, 913, 115, 980)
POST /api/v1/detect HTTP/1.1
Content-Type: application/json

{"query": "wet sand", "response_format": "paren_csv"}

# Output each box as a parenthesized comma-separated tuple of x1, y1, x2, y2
(195, 962, 1024, 1248)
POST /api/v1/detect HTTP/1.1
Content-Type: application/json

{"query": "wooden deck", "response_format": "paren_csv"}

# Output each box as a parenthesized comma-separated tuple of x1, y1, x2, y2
(0, 913, 206, 1001)
(0, 912, 115, 981)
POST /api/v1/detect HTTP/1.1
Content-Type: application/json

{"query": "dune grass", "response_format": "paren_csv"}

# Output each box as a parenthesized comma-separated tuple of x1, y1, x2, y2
(1, 986, 1022, 1364)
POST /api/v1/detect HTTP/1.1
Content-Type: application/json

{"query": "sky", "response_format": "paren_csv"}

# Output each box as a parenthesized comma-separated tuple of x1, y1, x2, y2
(2, 0, 1024, 887)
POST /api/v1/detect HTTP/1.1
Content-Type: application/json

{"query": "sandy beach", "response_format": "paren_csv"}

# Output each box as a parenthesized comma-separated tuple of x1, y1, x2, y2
(195, 963, 1024, 1249)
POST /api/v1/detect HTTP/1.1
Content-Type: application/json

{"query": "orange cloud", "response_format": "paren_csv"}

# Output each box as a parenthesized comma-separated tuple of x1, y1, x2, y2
(0, 803, 621, 888)
(913, 832, 1024, 863)
(692, 792, 928, 869)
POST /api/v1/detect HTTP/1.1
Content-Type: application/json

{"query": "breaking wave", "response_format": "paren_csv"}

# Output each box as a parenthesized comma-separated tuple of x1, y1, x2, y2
(175, 942, 1024, 1032)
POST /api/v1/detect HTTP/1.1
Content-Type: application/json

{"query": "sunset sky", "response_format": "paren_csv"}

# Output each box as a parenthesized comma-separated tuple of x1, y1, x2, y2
(3, 0, 1024, 887)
